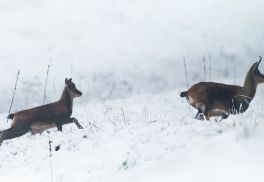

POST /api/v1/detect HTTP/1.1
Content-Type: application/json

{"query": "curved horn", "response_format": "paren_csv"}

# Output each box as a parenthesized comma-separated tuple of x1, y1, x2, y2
(258, 56, 262, 64)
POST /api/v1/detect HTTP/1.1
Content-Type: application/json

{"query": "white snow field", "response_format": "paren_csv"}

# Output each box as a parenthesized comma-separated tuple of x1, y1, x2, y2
(1, 0, 264, 182)
(1, 92, 264, 182)
(0, 0, 264, 112)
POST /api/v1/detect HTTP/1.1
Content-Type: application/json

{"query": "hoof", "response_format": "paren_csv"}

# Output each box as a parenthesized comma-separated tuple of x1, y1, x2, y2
(195, 114, 204, 120)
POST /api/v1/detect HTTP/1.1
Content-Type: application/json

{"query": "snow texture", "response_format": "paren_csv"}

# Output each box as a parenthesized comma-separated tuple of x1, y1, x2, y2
(1, 0, 264, 182)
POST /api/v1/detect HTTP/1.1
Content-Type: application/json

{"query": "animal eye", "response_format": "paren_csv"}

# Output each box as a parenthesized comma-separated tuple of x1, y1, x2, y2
(69, 83, 76, 89)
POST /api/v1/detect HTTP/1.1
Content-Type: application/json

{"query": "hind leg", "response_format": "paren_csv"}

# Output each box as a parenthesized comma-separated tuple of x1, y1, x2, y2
(194, 103, 210, 121)
(204, 108, 210, 121)
(195, 109, 204, 120)
(0, 125, 29, 145)
(222, 113, 229, 120)
(218, 112, 230, 121)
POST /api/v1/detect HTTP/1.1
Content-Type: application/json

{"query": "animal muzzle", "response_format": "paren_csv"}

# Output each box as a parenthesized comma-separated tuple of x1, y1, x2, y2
(75, 89, 82, 97)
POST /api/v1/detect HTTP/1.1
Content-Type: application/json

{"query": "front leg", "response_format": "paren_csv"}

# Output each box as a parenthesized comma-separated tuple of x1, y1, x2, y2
(221, 113, 229, 120)
(60, 117, 84, 129)
(71, 118, 84, 129)
(55, 121, 63, 132)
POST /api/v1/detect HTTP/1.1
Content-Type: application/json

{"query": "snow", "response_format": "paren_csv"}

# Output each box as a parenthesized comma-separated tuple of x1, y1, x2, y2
(1, 0, 264, 181)
(0, 0, 263, 112)
(1, 92, 264, 182)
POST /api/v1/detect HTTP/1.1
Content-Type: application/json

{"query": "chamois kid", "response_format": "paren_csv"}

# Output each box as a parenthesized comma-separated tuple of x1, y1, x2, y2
(0, 78, 83, 144)
(180, 57, 264, 121)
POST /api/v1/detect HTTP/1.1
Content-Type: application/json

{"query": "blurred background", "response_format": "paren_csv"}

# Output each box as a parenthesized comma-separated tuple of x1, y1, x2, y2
(0, 0, 264, 112)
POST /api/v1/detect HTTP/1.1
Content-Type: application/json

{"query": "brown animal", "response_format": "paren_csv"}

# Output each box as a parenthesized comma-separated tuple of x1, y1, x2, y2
(0, 78, 83, 144)
(180, 57, 264, 121)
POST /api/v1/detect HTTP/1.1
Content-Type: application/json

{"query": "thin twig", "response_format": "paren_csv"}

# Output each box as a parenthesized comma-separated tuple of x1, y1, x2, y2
(100, 98, 118, 126)
(70, 62, 73, 78)
(48, 138, 54, 182)
(7, 70, 20, 123)
(121, 108, 127, 125)
(209, 54, 212, 81)
(183, 58, 191, 111)
(89, 122, 98, 129)
(143, 106, 148, 123)
(43, 65, 50, 105)
(183, 57, 189, 89)
(233, 63, 236, 85)
(89, 122, 99, 133)
(203, 56, 206, 81)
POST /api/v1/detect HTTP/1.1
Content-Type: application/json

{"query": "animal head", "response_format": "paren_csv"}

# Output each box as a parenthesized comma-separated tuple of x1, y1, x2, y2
(65, 78, 82, 98)
(249, 56, 264, 84)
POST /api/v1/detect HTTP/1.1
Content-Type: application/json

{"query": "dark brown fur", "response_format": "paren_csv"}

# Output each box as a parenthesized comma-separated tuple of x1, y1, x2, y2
(0, 78, 83, 144)
(181, 57, 264, 121)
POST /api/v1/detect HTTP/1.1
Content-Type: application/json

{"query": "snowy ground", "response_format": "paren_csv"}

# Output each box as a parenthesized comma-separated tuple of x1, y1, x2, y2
(1, 90, 264, 182)
(1, 0, 264, 181)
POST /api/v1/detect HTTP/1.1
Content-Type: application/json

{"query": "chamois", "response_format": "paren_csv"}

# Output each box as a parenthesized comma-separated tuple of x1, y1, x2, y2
(180, 57, 264, 121)
(0, 78, 83, 145)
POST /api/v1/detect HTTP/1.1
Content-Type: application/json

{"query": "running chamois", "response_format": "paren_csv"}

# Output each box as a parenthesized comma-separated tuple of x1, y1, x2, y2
(180, 57, 264, 121)
(0, 78, 83, 145)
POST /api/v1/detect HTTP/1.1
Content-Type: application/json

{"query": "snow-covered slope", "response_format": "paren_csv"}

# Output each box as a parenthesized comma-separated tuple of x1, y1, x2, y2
(0, 0, 264, 112)
(1, 91, 264, 182)
(1, 0, 264, 181)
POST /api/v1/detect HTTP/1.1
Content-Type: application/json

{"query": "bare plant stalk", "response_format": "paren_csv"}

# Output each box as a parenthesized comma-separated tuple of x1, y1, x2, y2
(121, 108, 127, 125)
(43, 65, 50, 105)
(203, 56, 207, 81)
(183, 57, 189, 89)
(143, 106, 148, 123)
(70, 62, 73, 78)
(209, 54, 212, 81)
(100, 98, 118, 126)
(233, 63, 236, 84)
(53, 84, 56, 101)
(88, 122, 94, 133)
(48, 138, 54, 182)
(7, 70, 20, 123)
(89, 122, 99, 133)
(183, 58, 191, 111)
(89, 122, 98, 129)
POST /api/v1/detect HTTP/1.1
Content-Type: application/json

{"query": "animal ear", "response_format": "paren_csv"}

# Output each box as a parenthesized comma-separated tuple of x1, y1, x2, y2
(251, 62, 259, 72)
(65, 78, 69, 85)
(251, 57, 262, 72)
(257, 56, 262, 67)
(69, 78, 72, 82)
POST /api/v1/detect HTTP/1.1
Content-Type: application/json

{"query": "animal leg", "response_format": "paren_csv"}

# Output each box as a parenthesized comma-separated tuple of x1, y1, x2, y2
(61, 117, 83, 129)
(220, 113, 229, 121)
(195, 109, 204, 120)
(195, 103, 210, 121)
(204, 108, 210, 121)
(214, 113, 229, 122)
(0, 125, 29, 145)
(55, 121, 63, 132)
(72, 118, 84, 129)
(204, 115, 210, 121)
(222, 113, 229, 120)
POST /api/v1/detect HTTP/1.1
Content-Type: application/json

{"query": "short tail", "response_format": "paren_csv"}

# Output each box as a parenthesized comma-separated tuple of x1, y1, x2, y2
(180, 91, 188, 97)
(0, 132, 2, 146)
(7, 114, 15, 120)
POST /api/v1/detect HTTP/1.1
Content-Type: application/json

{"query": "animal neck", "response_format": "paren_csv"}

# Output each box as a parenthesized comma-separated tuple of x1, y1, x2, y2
(243, 72, 257, 98)
(59, 87, 73, 110)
